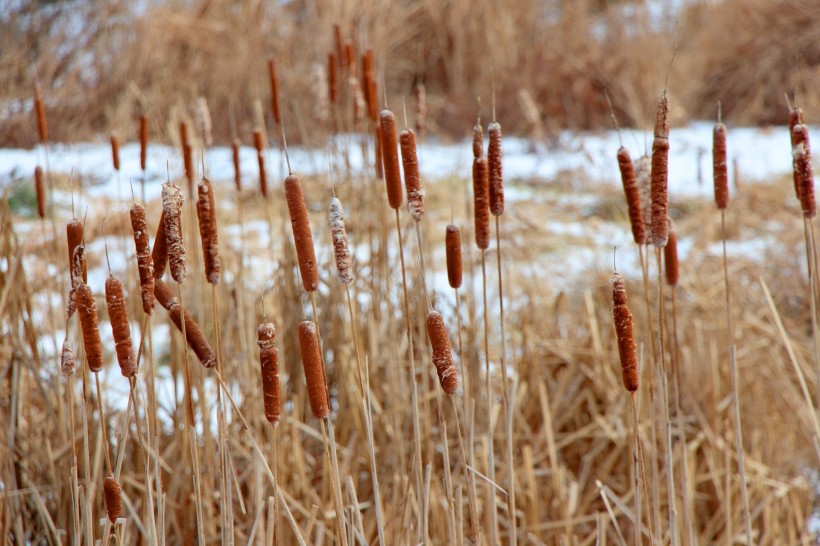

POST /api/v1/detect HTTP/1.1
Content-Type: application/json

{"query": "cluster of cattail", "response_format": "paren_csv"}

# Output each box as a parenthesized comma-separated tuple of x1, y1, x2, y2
(258, 322, 281, 424)
(162, 182, 186, 283)
(473, 121, 490, 250)
(105, 276, 136, 378)
(400, 127, 424, 221)
(446, 224, 462, 289)
(254, 129, 267, 198)
(329, 197, 353, 284)
(196, 178, 220, 284)
(650, 91, 670, 247)
(130, 204, 155, 314)
(617, 147, 645, 245)
(426, 310, 459, 395)
(298, 320, 328, 419)
(268, 59, 282, 127)
(285, 174, 319, 292)
(713, 121, 729, 210)
(110, 133, 120, 172)
(611, 273, 638, 392)
(77, 283, 104, 373)
(380, 110, 403, 210)
(35, 166, 45, 218)
(792, 122, 815, 218)
(664, 220, 679, 287)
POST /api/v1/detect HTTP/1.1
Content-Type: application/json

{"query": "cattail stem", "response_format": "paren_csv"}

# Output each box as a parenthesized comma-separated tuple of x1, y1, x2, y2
(480, 249, 499, 544)
(211, 284, 234, 544)
(93, 372, 113, 476)
(630, 393, 654, 545)
(804, 219, 820, 412)
(321, 417, 349, 546)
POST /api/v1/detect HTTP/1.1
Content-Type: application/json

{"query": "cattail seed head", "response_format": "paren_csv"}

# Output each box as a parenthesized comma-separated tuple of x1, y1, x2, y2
(61, 338, 75, 376)
(345, 42, 356, 75)
(414, 83, 427, 137)
(105, 276, 136, 378)
(473, 157, 490, 250)
(268, 59, 282, 127)
(329, 197, 353, 284)
(152, 210, 168, 281)
(153, 279, 176, 310)
(232, 139, 242, 191)
(328, 53, 338, 104)
(34, 83, 48, 143)
(258, 322, 281, 424)
(139, 115, 148, 171)
(67, 218, 87, 283)
(110, 133, 120, 171)
(103, 477, 122, 524)
(664, 221, 679, 287)
(487, 122, 504, 216)
(617, 147, 645, 245)
(650, 91, 670, 247)
(426, 310, 459, 395)
(713, 123, 729, 210)
(400, 128, 424, 221)
(162, 182, 186, 284)
(789, 108, 804, 200)
(472, 121, 483, 159)
(169, 298, 216, 368)
(298, 320, 328, 419)
(611, 274, 638, 392)
(285, 175, 319, 292)
(130, 204, 155, 314)
(34, 166, 46, 218)
(196, 178, 220, 284)
(794, 124, 816, 218)
(77, 283, 104, 373)
(380, 110, 403, 209)
(445, 224, 462, 289)
(196, 97, 213, 148)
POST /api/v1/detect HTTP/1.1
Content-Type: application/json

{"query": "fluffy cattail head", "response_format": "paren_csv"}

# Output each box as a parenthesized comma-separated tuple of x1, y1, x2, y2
(713, 123, 728, 210)
(379, 110, 403, 209)
(487, 122, 504, 216)
(426, 310, 459, 395)
(169, 298, 216, 368)
(139, 115, 148, 171)
(103, 477, 122, 524)
(650, 91, 670, 247)
(67, 218, 87, 283)
(130, 204, 155, 314)
(298, 320, 328, 419)
(793, 124, 816, 218)
(445, 224, 462, 289)
(61, 338, 75, 376)
(35, 166, 46, 218)
(258, 322, 281, 424)
(664, 221, 679, 287)
(329, 197, 353, 284)
(161, 182, 186, 283)
(400, 128, 424, 221)
(414, 83, 427, 137)
(232, 139, 242, 191)
(34, 83, 48, 143)
(77, 283, 104, 373)
(285, 175, 319, 292)
(611, 274, 638, 392)
(473, 157, 490, 250)
(71, 245, 87, 288)
(617, 147, 645, 245)
(196, 97, 213, 148)
(110, 133, 120, 171)
(105, 276, 136, 378)
(196, 178, 221, 284)
(268, 59, 282, 126)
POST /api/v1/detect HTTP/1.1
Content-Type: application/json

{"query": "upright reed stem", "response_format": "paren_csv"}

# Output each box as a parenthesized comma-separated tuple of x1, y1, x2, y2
(480, 249, 498, 544)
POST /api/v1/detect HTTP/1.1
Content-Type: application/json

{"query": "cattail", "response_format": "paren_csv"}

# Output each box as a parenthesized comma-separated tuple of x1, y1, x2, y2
(713, 122, 728, 210)
(103, 477, 122, 524)
(400, 128, 424, 221)
(196, 178, 220, 284)
(130, 204, 155, 314)
(196, 97, 213, 148)
(285, 175, 319, 291)
(258, 322, 281, 424)
(329, 197, 353, 284)
(473, 157, 490, 250)
(333, 24, 345, 69)
(139, 115, 148, 171)
(380, 110, 403, 209)
(794, 124, 816, 218)
(367, 77, 379, 124)
(664, 221, 679, 287)
(183, 143, 195, 198)
(472, 121, 483, 159)
(35, 166, 46, 218)
(374, 126, 384, 179)
(169, 299, 216, 368)
(488, 122, 504, 216)
(109, 133, 121, 171)
(426, 310, 458, 395)
(162, 182, 186, 284)
(34, 83, 48, 143)
(152, 210, 168, 280)
(617, 147, 645, 245)
(254, 129, 268, 198)
(66, 218, 87, 283)
(153, 279, 176, 310)
(445, 224, 462, 289)
(350, 77, 365, 124)
(179, 120, 189, 150)
(61, 338, 75, 376)
(345, 42, 356, 75)
(298, 320, 328, 419)
(232, 139, 242, 191)
(635, 155, 652, 236)
(650, 91, 670, 247)
(268, 59, 282, 127)
(611, 273, 638, 392)
(789, 107, 804, 200)
(77, 283, 104, 373)
(313, 64, 330, 123)
(105, 276, 136, 378)
(66, 244, 85, 320)
(414, 83, 427, 137)
(328, 53, 338, 105)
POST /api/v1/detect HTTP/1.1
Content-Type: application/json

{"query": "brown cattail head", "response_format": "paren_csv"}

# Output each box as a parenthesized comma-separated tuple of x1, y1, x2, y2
(161, 182, 186, 284)
(333, 24, 344, 69)
(367, 76, 378, 123)
(66, 218, 87, 283)
(414, 83, 427, 137)
(268, 59, 282, 126)
(153, 279, 175, 310)
(61, 338, 75, 376)
(400, 129, 424, 221)
(139, 115, 148, 171)
(789, 107, 805, 200)
(196, 97, 213, 148)
(169, 298, 216, 368)
(258, 322, 281, 424)
(379, 110, 403, 209)
(664, 220, 679, 287)
(487, 122, 504, 216)
(426, 310, 459, 395)
(713, 123, 728, 210)
(794, 124, 816, 218)
(329, 197, 353, 284)
(328, 52, 338, 104)
(650, 91, 670, 247)
(103, 477, 122, 524)
(66, 244, 85, 320)
(445, 224, 463, 289)
(35, 166, 46, 218)
(110, 133, 120, 171)
(617, 147, 645, 245)
(472, 121, 483, 160)
(285, 175, 319, 292)
(130, 204, 155, 314)
(373, 125, 384, 179)
(473, 157, 490, 250)
(345, 42, 356, 75)
(183, 143, 195, 198)
(34, 83, 48, 143)
(77, 283, 104, 373)
(179, 120, 189, 149)
(298, 320, 328, 419)
(105, 276, 136, 378)
(232, 139, 242, 191)
(611, 273, 638, 392)
(152, 210, 168, 280)
(196, 178, 220, 284)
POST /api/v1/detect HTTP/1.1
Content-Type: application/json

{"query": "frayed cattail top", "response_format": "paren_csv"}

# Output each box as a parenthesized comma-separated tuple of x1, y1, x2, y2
(298, 320, 329, 419)
(110, 133, 120, 171)
(34, 83, 48, 143)
(232, 139, 242, 191)
(488, 122, 504, 216)
(472, 121, 483, 159)
(105, 276, 136, 378)
(35, 166, 46, 218)
(380, 110, 403, 209)
(664, 220, 679, 287)
(268, 59, 282, 126)
(67, 218, 87, 283)
(130, 204, 155, 314)
(77, 283, 104, 373)
(793, 124, 816, 218)
(445, 224, 462, 289)
(285, 175, 319, 292)
(66, 244, 85, 319)
(161, 182, 186, 283)
(713, 122, 728, 210)
(196, 97, 213, 148)
(426, 310, 458, 394)
(611, 273, 638, 392)
(61, 338, 75, 376)
(196, 178, 220, 284)
(139, 115, 148, 171)
(400, 128, 424, 221)
(103, 477, 122, 524)
(617, 147, 645, 245)
(650, 91, 670, 247)
(329, 197, 353, 284)
(473, 156, 490, 250)
(789, 108, 804, 200)
(258, 322, 281, 424)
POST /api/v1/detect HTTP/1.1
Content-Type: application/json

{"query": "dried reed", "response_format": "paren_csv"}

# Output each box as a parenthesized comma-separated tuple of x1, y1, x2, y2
(196, 178, 220, 284)
(285, 174, 319, 292)
(329, 197, 353, 284)
(297, 320, 328, 419)
(400, 128, 424, 221)
(650, 91, 670, 247)
(103, 476, 122, 524)
(713, 122, 729, 210)
(77, 283, 104, 373)
(130, 204, 155, 314)
(617, 147, 645, 245)
(162, 182, 186, 283)
(445, 224, 462, 289)
(258, 322, 281, 424)
(105, 276, 136, 378)
(35, 166, 45, 218)
(426, 310, 459, 395)
(488, 122, 504, 216)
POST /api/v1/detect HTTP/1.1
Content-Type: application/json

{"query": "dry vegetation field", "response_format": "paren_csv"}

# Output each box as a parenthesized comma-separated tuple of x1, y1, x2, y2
(1, 0, 820, 545)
